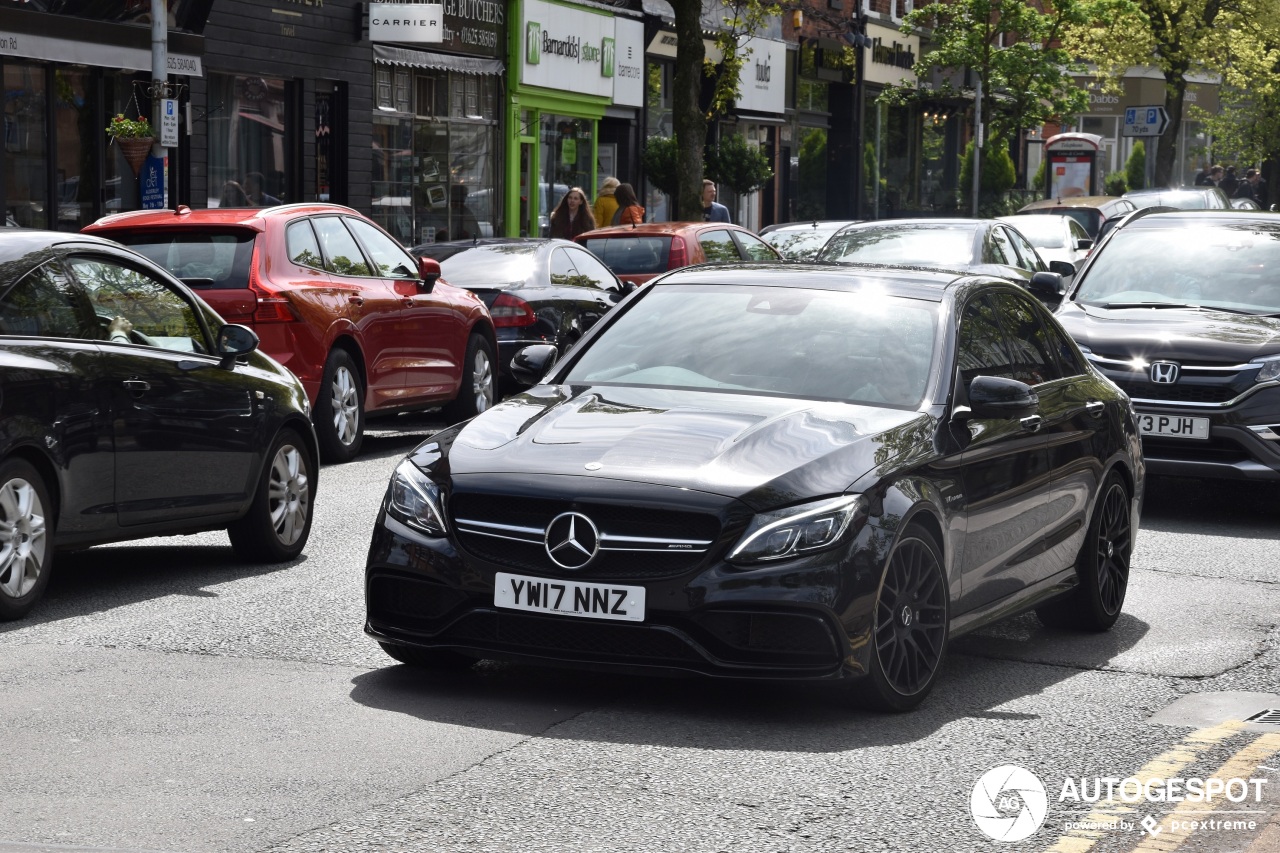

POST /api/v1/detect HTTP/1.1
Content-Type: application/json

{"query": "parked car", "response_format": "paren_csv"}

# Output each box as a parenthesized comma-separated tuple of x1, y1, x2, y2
(1122, 186, 1232, 210)
(411, 238, 631, 387)
(575, 222, 781, 287)
(815, 218, 1076, 292)
(1053, 210, 1280, 481)
(83, 203, 498, 462)
(365, 262, 1143, 711)
(759, 220, 861, 260)
(0, 229, 319, 620)
(1231, 197, 1263, 211)
(1016, 195, 1137, 238)
(996, 214, 1094, 269)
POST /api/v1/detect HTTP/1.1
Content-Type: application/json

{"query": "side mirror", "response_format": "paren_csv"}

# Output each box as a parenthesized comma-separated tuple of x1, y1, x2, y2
(965, 375, 1039, 420)
(418, 256, 442, 292)
(510, 343, 558, 386)
(216, 323, 259, 369)
(1047, 261, 1076, 278)
(1028, 271, 1065, 306)
(1075, 238, 1094, 252)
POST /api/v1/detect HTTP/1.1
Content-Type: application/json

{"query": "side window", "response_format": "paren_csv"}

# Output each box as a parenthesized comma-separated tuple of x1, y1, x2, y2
(1007, 227, 1045, 271)
(733, 230, 777, 261)
(1069, 220, 1090, 246)
(550, 248, 577, 285)
(286, 220, 324, 269)
(698, 229, 740, 263)
(566, 248, 617, 290)
(988, 227, 1016, 266)
(311, 216, 372, 276)
(992, 292, 1065, 385)
(957, 295, 1016, 388)
(67, 256, 209, 353)
(0, 262, 97, 339)
(346, 217, 418, 278)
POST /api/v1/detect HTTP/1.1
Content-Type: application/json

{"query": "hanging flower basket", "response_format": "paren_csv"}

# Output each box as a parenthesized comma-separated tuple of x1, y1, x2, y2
(115, 136, 155, 177)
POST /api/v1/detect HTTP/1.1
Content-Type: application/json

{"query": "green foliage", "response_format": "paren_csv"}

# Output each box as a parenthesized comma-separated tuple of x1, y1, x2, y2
(1125, 141, 1146, 190)
(106, 113, 153, 139)
(1032, 158, 1047, 193)
(642, 135, 682, 198)
(796, 128, 827, 220)
(1103, 172, 1128, 195)
(705, 133, 773, 195)
(959, 142, 1017, 194)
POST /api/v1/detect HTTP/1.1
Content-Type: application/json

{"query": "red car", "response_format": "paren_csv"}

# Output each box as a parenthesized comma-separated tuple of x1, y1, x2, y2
(575, 222, 782, 287)
(85, 204, 497, 462)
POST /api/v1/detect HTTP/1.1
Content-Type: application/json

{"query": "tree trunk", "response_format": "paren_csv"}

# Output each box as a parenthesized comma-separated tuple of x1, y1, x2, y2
(670, 0, 706, 221)
(1154, 74, 1187, 188)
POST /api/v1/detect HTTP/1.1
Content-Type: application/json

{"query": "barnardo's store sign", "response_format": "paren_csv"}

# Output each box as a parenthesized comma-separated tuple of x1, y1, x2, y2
(369, 3, 444, 44)
(522, 0, 614, 98)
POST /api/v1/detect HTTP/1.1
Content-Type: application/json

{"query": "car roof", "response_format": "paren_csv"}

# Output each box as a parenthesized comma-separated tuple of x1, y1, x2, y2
(577, 222, 757, 238)
(760, 220, 861, 235)
(1018, 196, 1127, 211)
(651, 260, 1006, 301)
(412, 237, 567, 254)
(83, 202, 363, 233)
(0, 228, 136, 264)
(1112, 209, 1280, 231)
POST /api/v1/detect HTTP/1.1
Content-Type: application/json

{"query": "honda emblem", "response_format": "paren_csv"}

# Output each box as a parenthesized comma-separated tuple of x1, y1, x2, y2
(1150, 362, 1180, 384)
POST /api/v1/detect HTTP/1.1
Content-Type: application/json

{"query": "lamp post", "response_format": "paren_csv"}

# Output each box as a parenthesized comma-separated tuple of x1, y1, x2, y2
(149, 0, 168, 205)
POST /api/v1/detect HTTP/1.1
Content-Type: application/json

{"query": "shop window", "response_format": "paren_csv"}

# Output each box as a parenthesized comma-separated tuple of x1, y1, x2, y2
(376, 67, 393, 110)
(4, 62, 49, 228)
(416, 75, 444, 119)
(394, 70, 412, 113)
(207, 73, 291, 208)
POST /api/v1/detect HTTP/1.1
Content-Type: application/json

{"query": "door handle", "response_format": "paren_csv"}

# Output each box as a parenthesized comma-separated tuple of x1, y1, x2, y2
(1020, 414, 1043, 432)
(1085, 400, 1105, 418)
(348, 295, 365, 307)
(402, 297, 414, 307)
(122, 379, 150, 392)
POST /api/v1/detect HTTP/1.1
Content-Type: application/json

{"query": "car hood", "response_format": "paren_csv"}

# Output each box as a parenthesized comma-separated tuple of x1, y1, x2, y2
(438, 384, 928, 510)
(1057, 300, 1280, 360)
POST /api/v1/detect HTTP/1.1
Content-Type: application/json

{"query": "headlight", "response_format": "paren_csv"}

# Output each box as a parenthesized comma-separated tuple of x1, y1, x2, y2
(1254, 356, 1280, 383)
(727, 495, 868, 565)
(386, 459, 448, 536)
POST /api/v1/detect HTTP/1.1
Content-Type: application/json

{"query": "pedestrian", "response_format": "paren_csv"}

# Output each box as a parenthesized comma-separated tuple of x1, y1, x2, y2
(549, 186, 597, 239)
(610, 182, 645, 225)
(244, 172, 281, 206)
(1220, 166, 1239, 196)
(701, 179, 731, 223)
(1195, 165, 1223, 187)
(1234, 169, 1264, 204)
(593, 177, 619, 230)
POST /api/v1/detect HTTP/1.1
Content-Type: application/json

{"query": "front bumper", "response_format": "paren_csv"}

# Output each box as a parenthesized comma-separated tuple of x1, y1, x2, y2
(1133, 394, 1280, 481)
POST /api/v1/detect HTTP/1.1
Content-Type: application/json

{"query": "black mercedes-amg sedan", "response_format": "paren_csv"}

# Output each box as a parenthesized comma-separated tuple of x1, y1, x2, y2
(365, 262, 1143, 710)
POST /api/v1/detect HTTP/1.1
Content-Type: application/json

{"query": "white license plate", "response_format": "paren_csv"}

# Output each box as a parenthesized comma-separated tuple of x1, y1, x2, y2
(494, 572, 646, 622)
(1137, 413, 1210, 439)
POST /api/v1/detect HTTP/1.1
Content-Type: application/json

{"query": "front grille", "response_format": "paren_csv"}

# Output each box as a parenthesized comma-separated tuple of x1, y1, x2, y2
(696, 610, 840, 665)
(447, 610, 703, 662)
(368, 574, 469, 629)
(1141, 435, 1251, 464)
(459, 534, 701, 578)
(1113, 379, 1238, 404)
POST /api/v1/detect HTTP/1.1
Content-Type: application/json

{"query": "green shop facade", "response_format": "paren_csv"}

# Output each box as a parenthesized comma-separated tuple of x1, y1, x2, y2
(505, 0, 644, 237)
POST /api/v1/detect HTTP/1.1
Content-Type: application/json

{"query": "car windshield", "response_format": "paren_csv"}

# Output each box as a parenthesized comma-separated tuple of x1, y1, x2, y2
(578, 236, 671, 275)
(817, 225, 975, 268)
(564, 283, 939, 407)
(419, 244, 539, 288)
(1073, 222, 1280, 314)
(1004, 217, 1066, 248)
(763, 226, 843, 260)
(109, 229, 256, 289)
(1128, 192, 1209, 210)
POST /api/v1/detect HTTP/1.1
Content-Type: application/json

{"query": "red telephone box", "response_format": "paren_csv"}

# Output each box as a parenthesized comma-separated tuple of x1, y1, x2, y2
(1043, 132, 1104, 198)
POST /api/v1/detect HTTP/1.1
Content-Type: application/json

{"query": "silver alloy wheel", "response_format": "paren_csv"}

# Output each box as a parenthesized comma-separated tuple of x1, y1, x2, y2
(0, 476, 48, 600)
(329, 364, 360, 446)
(267, 444, 310, 546)
(472, 348, 494, 414)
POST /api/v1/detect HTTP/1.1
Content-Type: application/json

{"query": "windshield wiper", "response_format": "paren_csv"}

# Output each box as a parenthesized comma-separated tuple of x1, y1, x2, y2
(1090, 301, 1198, 310)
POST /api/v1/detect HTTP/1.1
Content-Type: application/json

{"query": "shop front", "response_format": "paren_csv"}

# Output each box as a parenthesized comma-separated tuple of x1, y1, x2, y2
(719, 36, 788, 230)
(861, 21, 930, 219)
(369, 0, 507, 246)
(507, 0, 643, 236)
(0, 4, 206, 229)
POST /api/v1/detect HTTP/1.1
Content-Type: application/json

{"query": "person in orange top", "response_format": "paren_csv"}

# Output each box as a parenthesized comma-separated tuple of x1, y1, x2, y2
(611, 182, 645, 225)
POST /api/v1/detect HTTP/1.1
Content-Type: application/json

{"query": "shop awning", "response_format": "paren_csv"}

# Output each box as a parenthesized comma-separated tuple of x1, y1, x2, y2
(373, 44, 503, 75)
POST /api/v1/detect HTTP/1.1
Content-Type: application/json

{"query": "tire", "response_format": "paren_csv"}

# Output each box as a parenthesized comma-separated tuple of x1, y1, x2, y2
(857, 526, 949, 712)
(228, 428, 314, 563)
(315, 349, 364, 463)
(378, 641, 475, 671)
(1036, 472, 1132, 632)
(442, 334, 496, 424)
(0, 459, 53, 621)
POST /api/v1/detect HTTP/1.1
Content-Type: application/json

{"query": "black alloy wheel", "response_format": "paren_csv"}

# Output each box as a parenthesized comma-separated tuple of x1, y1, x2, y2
(863, 527, 949, 711)
(1037, 471, 1132, 632)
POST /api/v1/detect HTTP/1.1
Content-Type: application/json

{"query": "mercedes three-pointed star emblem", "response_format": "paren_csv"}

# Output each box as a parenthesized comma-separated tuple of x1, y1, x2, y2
(544, 512, 601, 570)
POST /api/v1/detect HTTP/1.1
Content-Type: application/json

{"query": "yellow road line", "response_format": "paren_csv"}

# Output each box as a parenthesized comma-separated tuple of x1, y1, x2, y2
(1042, 720, 1245, 853)
(1128, 731, 1280, 852)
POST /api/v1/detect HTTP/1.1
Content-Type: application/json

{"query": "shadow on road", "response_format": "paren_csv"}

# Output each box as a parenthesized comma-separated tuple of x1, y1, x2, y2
(1140, 476, 1280, 539)
(348, 611, 1150, 750)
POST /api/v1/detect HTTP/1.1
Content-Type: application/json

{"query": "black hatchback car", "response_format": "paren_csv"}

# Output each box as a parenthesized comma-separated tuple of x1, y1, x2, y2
(1055, 210, 1280, 482)
(366, 263, 1142, 710)
(0, 230, 318, 620)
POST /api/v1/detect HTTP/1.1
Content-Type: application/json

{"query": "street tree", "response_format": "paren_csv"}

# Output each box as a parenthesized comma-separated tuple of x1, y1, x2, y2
(1064, 0, 1236, 186)
(887, 0, 1093, 150)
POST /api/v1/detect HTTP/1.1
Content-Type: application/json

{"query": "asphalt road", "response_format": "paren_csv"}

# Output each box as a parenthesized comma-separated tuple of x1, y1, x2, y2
(3, 416, 1280, 853)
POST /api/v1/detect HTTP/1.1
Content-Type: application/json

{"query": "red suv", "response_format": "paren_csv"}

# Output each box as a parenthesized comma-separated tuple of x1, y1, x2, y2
(85, 204, 497, 462)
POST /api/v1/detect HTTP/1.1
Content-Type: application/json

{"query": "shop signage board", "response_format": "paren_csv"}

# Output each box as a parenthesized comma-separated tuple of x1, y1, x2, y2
(611, 17, 644, 107)
(735, 37, 786, 114)
(522, 0, 613, 99)
(369, 3, 444, 44)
